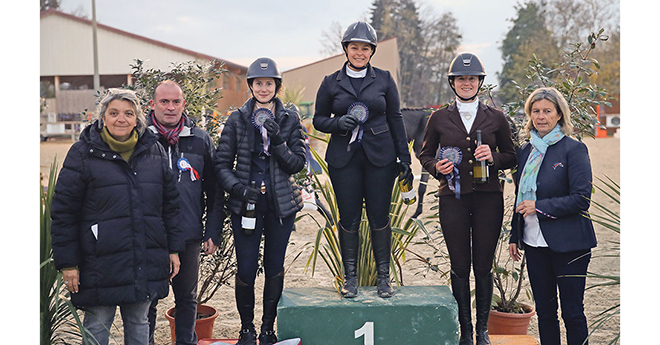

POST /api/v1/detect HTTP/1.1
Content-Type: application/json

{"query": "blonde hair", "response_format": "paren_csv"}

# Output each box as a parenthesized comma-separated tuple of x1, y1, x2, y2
(96, 88, 146, 135)
(521, 87, 573, 140)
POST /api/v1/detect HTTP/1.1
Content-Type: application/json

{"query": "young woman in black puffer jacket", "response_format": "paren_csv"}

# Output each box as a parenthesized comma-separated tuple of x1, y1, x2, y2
(214, 57, 306, 345)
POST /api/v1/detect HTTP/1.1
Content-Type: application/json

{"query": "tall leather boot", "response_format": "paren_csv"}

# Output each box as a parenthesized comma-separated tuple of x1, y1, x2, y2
(371, 220, 393, 298)
(451, 270, 474, 345)
(339, 221, 359, 298)
(475, 271, 493, 345)
(259, 270, 284, 345)
(235, 276, 257, 345)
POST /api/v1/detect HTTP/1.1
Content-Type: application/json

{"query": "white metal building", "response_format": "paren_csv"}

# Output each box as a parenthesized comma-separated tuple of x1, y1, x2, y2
(40, 9, 248, 139)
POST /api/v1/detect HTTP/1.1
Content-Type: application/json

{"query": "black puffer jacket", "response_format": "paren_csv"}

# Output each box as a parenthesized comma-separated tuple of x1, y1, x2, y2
(51, 121, 184, 307)
(215, 98, 305, 218)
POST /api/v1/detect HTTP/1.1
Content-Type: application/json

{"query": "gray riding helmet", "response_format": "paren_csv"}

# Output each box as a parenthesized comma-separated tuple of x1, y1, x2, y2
(341, 22, 378, 71)
(247, 57, 282, 103)
(341, 21, 378, 49)
(447, 53, 486, 101)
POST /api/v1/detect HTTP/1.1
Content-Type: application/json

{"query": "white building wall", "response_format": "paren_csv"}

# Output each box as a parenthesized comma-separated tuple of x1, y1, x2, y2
(41, 14, 204, 76)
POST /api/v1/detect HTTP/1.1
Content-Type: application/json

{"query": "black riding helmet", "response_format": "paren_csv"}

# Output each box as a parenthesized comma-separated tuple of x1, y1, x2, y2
(341, 21, 378, 70)
(247, 57, 282, 104)
(447, 53, 486, 102)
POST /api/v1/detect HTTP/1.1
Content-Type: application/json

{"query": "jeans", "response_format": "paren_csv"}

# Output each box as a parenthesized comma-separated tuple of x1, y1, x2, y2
(525, 246, 591, 345)
(148, 241, 200, 345)
(83, 300, 151, 345)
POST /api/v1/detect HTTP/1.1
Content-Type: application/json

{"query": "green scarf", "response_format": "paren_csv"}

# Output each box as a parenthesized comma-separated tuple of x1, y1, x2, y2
(100, 127, 138, 161)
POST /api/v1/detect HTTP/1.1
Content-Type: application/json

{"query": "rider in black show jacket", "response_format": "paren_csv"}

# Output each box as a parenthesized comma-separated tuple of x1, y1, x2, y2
(313, 21, 412, 300)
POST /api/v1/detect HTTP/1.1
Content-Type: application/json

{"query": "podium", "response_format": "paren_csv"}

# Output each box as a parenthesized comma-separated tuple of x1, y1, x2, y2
(277, 285, 458, 344)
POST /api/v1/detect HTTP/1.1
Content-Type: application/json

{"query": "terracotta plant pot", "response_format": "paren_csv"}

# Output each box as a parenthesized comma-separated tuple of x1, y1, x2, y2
(487, 303, 536, 335)
(165, 304, 219, 343)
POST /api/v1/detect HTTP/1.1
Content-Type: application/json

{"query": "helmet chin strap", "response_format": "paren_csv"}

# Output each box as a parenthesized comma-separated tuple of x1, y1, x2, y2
(249, 87, 277, 105)
(347, 61, 368, 71)
(450, 77, 484, 102)
(343, 45, 375, 71)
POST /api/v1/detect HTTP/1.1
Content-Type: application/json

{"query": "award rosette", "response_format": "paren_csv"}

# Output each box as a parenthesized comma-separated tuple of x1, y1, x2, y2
(177, 157, 199, 181)
(438, 146, 463, 199)
(252, 108, 274, 129)
(252, 108, 275, 155)
(346, 102, 369, 151)
(348, 102, 369, 123)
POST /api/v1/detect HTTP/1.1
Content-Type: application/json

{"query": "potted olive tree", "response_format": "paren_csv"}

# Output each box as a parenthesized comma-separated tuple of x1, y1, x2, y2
(488, 195, 536, 335)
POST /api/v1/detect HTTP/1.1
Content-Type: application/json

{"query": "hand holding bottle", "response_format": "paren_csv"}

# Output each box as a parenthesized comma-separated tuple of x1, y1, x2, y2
(233, 183, 260, 204)
(398, 161, 413, 187)
(398, 161, 416, 205)
(474, 143, 493, 163)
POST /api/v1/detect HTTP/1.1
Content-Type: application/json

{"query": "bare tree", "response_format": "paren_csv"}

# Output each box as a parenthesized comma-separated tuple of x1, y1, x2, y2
(546, 0, 619, 51)
(319, 21, 346, 57)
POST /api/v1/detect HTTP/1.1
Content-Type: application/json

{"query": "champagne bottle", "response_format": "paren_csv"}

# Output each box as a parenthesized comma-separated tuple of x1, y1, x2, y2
(241, 181, 257, 235)
(398, 164, 416, 205)
(473, 130, 489, 184)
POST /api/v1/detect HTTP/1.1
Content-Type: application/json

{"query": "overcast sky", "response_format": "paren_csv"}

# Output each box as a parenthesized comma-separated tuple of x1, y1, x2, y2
(59, 0, 522, 87)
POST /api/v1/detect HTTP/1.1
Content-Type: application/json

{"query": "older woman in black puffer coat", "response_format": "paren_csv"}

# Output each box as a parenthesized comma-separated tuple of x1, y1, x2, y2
(214, 57, 306, 345)
(51, 88, 184, 345)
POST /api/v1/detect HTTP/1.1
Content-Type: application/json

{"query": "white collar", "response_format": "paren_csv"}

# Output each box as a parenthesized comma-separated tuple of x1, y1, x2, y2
(456, 98, 479, 112)
(345, 65, 368, 78)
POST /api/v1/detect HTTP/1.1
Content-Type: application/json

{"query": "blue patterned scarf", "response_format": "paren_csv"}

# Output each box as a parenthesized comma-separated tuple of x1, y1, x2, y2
(517, 125, 564, 206)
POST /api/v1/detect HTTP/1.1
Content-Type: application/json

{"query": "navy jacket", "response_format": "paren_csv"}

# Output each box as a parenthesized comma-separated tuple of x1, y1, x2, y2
(509, 136, 597, 253)
(51, 121, 184, 307)
(313, 63, 411, 168)
(147, 113, 223, 246)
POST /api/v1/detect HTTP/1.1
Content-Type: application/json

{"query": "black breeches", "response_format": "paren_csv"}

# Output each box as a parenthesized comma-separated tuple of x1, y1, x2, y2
(328, 148, 398, 230)
(439, 192, 503, 279)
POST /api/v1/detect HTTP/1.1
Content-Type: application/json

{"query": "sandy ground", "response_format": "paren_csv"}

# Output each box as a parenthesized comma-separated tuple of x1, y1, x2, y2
(40, 136, 620, 344)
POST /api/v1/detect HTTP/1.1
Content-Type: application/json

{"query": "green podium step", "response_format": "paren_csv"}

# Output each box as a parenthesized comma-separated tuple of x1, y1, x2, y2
(277, 285, 458, 345)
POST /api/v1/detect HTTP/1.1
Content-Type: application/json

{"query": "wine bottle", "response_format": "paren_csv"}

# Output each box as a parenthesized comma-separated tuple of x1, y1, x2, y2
(473, 130, 489, 184)
(241, 181, 257, 235)
(398, 169, 416, 205)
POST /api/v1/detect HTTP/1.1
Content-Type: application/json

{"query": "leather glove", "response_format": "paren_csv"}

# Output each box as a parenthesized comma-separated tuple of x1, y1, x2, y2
(232, 183, 260, 204)
(398, 161, 413, 187)
(337, 114, 359, 131)
(263, 118, 284, 145)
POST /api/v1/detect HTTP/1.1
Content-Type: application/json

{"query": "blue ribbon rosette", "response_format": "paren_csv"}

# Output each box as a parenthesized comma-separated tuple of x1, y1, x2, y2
(252, 108, 275, 156)
(177, 157, 199, 182)
(346, 102, 369, 151)
(438, 146, 463, 199)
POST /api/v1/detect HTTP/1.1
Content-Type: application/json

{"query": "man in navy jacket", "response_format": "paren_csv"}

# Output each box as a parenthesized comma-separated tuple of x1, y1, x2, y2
(147, 80, 224, 345)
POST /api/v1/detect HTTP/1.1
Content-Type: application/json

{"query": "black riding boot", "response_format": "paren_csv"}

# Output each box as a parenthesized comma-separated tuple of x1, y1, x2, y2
(451, 270, 474, 345)
(475, 271, 493, 345)
(235, 276, 257, 345)
(339, 221, 359, 298)
(259, 270, 284, 345)
(371, 220, 393, 298)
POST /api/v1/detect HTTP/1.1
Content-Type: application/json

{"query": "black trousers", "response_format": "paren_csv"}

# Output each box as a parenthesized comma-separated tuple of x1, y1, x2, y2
(328, 148, 398, 230)
(438, 191, 503, 279)
(148, 241, 200, 345)
(525, 246, 591, 345)
(231, 191, 294, 285)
